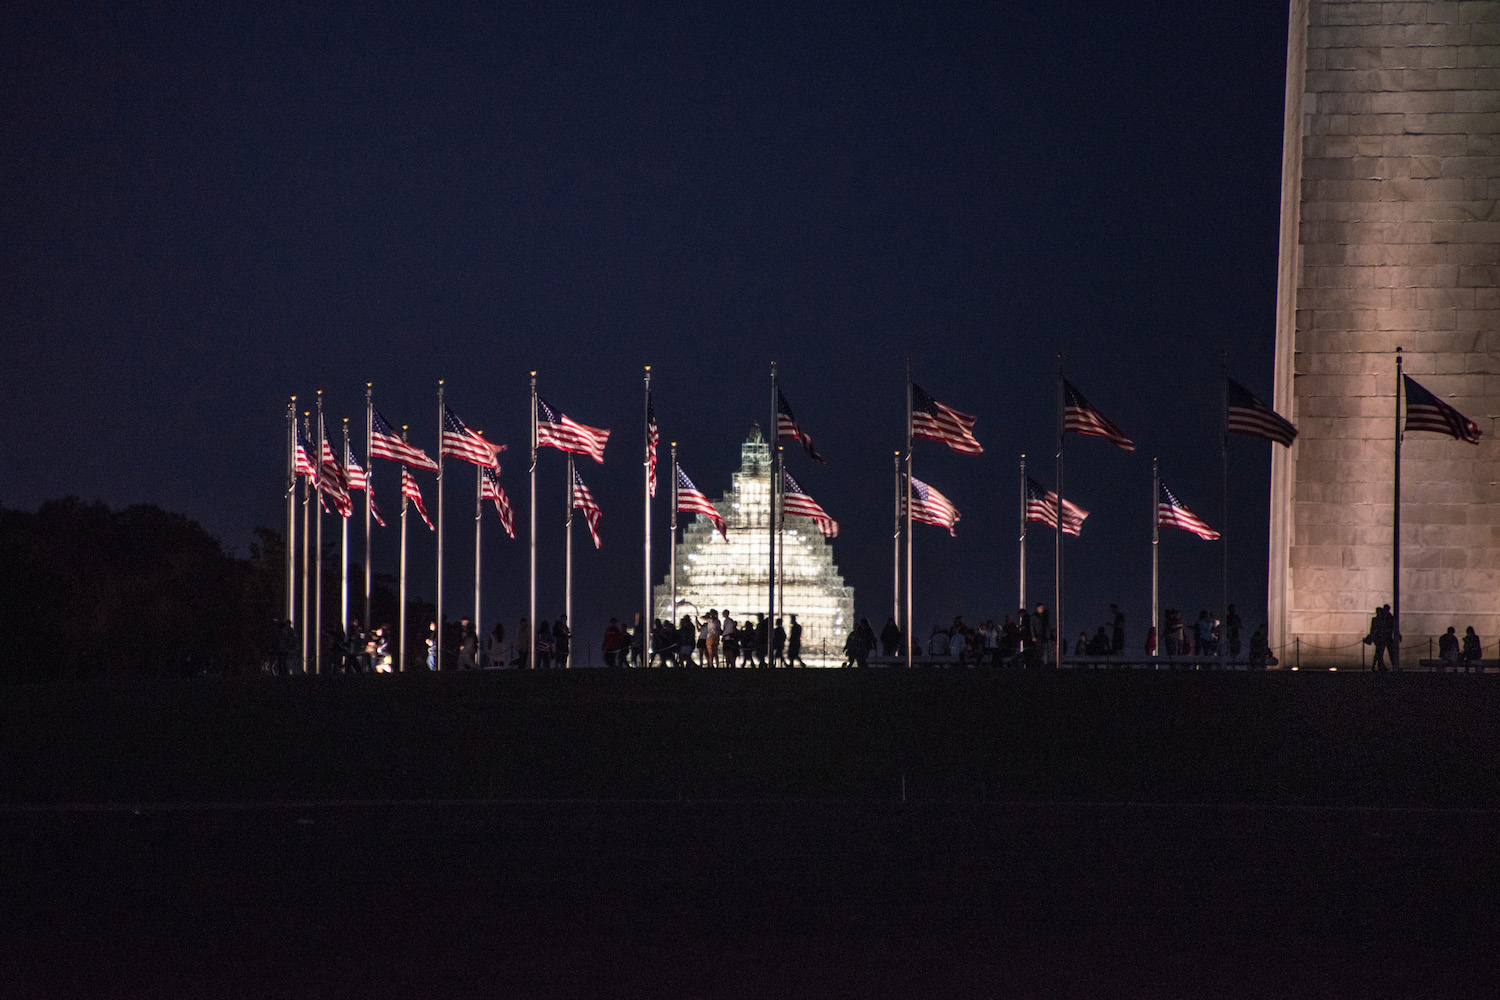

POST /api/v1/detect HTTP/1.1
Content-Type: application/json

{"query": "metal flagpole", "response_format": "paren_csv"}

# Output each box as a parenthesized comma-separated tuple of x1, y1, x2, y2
(529, 372, 537, 671)
(670, 442, 678, 643)
(1152, 457, 1160, 660)
(565, 452, 574, 668)
(315, 392, 325, 675)
(1054, 354, 1064, 669)
(474, 461, 483, 654)
(341, 417, 350, 643)
(777, 445, 785, 649)
(1220, 355, 1229, 661)
(892, 451, 901, 626)
(286, 397, 297, 632)
(1019, 454, 1027, 612)
(435, 380, 444, 672)
(643, 366, 652, 666)
(905, 359, 913, 668)
(1394, 347, 1403, 669)
(364, 385, 372, 633)
(301, 412, 311, 674)
(398, 430, 409, 672)
(767, 362, 778, 667)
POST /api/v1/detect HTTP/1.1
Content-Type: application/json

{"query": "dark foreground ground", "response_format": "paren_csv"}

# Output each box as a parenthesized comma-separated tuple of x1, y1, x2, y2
(4, 670, 1499, 997)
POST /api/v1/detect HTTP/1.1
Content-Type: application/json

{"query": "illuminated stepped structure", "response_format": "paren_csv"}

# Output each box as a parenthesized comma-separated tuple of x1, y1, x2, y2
(655, 425, 855, 666)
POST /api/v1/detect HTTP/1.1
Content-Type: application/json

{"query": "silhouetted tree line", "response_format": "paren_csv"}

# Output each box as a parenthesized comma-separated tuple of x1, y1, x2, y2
(0, 499, 416, 681)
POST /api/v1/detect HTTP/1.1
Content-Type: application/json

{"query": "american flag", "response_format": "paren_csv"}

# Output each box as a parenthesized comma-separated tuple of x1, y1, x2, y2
(572, 468, 602, 549)
(1158, 482, 1219, 540)
(1064, 380, 1134, 452)
(536, 396, 610, 463)
(1227, 377, 1297, 447)
(481, 468, 515, 538)
(441, 404, 503, 468)
(402, 467, 434, 531)
(345, 451, 385, 526)
(1024, 476, 1088, 537)
(647, 394, 659, 498)
(346, 451, 368, 491)
(370, 409, 438, 471)
(320, 432, 352, 517)
(295, 421, 316, 478)
(777, 389, 826, 464)
(675, 466, 727, 540)
(905, 474, 961, 536)
(911, 382, 982, 455)
(782, 470, 837, 537)
(1404, 374, 1482, 444)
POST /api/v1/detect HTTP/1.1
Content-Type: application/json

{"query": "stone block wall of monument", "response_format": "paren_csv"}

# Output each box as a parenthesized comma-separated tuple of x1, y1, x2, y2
(1271, 0, 1500, 666)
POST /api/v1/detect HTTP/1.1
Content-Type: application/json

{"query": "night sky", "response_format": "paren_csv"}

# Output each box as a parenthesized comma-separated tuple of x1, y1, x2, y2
(3, 1, 1292, 652)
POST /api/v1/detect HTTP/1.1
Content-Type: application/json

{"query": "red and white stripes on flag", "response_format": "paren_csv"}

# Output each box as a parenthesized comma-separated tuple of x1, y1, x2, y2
(1025, 476, 1088, 537)
(481, 468, 515, 538)
(1403, 374, 1482, 444)
(441, 404, 503, 468)
(905, 474, 961, 536)
(1064, 380, 1134, 452)
(675, 466, 727, 540)
(647, 394, 659, 498)
(345, 451, 385, 526)
(320, 432, 352, 517)
(402, 467, 434, 531)
(911, 382, 982, 455)
(295, 422, 316, 478)
(782, 470, 838, 537)
(346, 452, 368, 491)
(537, 396, 610, 463)
(571, 468, 603, 549)
(1226, 377, 1297, 447)
(370, 409, 439, 471)
(777, 389, 826, 463)
(1158, 482, 1219, 540)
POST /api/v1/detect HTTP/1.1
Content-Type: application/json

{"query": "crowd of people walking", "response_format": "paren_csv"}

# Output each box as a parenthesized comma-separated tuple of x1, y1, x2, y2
(262, 600, 1485, 674)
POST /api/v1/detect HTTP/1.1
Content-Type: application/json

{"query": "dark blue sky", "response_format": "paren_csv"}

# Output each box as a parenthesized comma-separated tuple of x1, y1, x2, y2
(2, 1, 1292, 649)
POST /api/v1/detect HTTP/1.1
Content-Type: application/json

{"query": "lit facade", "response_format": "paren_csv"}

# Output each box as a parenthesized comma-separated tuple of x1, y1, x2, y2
(655, 426, 855, 666)
(1270, 0, 1500, 665)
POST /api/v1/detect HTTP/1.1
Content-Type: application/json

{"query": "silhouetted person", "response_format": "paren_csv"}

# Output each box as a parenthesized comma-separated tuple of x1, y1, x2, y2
(514, 617, 530, 667)
(880, 618, 902, 657)
(1087, 627, 1111, 656)
(487, 621, 505, 669)
(1226, 604, 1243, 658)
(1032, 603, 1050, 666)
(457, 618, 478, 670)
(553, 615, 571, 668)
(275, 619, 296, 675)
(602, 618, 626, 667)
(1248, 625, 1269, 669)
(1367, 604, 1397, 670)
(1438, 626, 1460, 669)
(1462, 627, 1482, 671)
(723, 613, 741, 668)
(786, 615, 806, 667)
(1110, 604, 1124, 654)
(535, 620, 554, 669)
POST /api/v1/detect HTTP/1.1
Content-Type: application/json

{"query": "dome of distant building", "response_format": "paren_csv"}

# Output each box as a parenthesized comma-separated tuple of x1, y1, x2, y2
(655, 425, 855, 666)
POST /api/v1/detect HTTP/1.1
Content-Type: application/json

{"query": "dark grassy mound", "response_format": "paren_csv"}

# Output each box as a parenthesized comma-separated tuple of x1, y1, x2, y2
(6, 670, 1499, 807)
(6, 672, 1500, 997)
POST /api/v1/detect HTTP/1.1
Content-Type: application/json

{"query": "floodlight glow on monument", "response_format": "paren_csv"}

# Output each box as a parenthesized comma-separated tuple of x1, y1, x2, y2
(656, 426, 854, 667)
